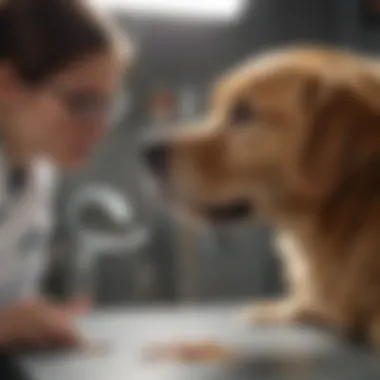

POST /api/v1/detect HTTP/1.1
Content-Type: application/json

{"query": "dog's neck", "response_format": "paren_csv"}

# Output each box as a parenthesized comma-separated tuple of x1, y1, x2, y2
(273, 162, 380, 259)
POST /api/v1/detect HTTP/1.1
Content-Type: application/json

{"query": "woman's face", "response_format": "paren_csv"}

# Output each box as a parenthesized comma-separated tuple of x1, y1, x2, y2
(9, 52, 125, 169)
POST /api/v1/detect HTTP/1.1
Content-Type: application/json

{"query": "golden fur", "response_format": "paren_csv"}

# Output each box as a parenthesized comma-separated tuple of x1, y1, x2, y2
(153, 46, 380, 344)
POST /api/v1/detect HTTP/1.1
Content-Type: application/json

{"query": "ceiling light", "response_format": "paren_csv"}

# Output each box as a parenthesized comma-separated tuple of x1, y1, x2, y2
(90, 0, 248, 22)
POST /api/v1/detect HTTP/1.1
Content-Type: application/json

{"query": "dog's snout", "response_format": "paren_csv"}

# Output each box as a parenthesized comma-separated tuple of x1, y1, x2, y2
(143, 142, 170, 178)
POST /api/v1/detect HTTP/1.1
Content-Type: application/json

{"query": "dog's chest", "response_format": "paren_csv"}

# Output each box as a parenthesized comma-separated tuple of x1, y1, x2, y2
(274, 230, 312, 291)
(274, 230, 336, 306)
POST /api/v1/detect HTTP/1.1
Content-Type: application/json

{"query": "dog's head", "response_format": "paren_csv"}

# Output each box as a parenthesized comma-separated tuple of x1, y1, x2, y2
(143, 47, 380, 225)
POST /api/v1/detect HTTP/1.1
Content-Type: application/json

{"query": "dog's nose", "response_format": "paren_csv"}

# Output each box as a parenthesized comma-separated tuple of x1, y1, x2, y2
(143, 141, 170, 178)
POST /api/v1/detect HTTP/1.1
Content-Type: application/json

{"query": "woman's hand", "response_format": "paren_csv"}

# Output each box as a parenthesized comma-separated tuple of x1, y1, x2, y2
(0, 298, 90, 349)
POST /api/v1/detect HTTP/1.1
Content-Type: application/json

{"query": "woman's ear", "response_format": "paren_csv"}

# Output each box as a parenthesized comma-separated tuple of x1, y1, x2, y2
(294, 78, 380, 200)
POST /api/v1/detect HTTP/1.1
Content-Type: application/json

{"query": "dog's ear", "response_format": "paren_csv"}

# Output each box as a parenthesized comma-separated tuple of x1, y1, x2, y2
(294, 73, 380, 200)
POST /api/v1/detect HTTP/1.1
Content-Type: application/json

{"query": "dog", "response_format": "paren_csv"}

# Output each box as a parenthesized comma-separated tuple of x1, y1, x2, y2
(143, 45, 380, 346)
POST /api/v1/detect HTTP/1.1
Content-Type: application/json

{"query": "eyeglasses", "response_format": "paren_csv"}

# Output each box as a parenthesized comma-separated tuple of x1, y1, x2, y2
(51, 88, 116, 122)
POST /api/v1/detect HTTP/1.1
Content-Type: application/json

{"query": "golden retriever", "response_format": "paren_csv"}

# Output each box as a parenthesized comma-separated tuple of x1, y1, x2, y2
(144, 45, 380, 345)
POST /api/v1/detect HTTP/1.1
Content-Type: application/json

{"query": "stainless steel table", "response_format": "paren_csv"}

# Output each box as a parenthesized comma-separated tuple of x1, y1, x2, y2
(18, 304, 380, 380)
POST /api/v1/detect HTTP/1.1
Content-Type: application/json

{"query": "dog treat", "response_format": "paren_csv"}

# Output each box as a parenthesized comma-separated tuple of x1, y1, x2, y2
(144, 340, 236, 363)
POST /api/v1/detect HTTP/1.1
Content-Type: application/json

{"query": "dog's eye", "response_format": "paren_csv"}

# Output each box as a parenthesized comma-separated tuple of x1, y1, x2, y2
(230, 102, 254, 125)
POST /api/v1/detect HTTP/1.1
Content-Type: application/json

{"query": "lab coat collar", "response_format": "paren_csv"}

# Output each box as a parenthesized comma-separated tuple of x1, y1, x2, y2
(0, 147, 32, 207)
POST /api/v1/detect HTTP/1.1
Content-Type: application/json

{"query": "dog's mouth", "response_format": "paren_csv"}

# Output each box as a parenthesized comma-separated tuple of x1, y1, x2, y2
(198, 199, 253, 223)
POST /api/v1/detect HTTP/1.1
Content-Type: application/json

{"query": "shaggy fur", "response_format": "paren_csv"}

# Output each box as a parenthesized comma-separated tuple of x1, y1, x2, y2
(145, 46, 380, 345)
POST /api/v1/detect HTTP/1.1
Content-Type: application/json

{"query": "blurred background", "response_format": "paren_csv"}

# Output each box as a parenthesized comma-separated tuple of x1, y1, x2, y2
(42, 0, 379, 307)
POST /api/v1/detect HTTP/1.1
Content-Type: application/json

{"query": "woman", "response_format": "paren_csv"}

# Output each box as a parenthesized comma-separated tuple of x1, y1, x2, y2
(0, 0, 131, 348)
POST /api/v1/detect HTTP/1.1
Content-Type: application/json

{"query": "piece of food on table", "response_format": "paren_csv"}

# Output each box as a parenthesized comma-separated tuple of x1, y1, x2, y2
(143, 340, 237, 363)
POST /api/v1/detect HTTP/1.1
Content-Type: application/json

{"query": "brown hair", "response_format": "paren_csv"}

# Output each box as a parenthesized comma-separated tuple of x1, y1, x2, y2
(0, 0, 126, 85)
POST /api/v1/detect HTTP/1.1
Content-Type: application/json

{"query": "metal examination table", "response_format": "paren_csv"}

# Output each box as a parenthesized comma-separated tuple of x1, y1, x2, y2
(11, 304, 380, 380)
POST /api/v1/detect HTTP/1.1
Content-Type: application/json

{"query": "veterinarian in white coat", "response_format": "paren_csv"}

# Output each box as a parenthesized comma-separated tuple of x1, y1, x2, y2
(0, 0, 131, 348)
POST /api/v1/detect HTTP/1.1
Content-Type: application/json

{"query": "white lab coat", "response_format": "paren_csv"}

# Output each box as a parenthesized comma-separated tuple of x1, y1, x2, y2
(0, 151, 57, 306)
